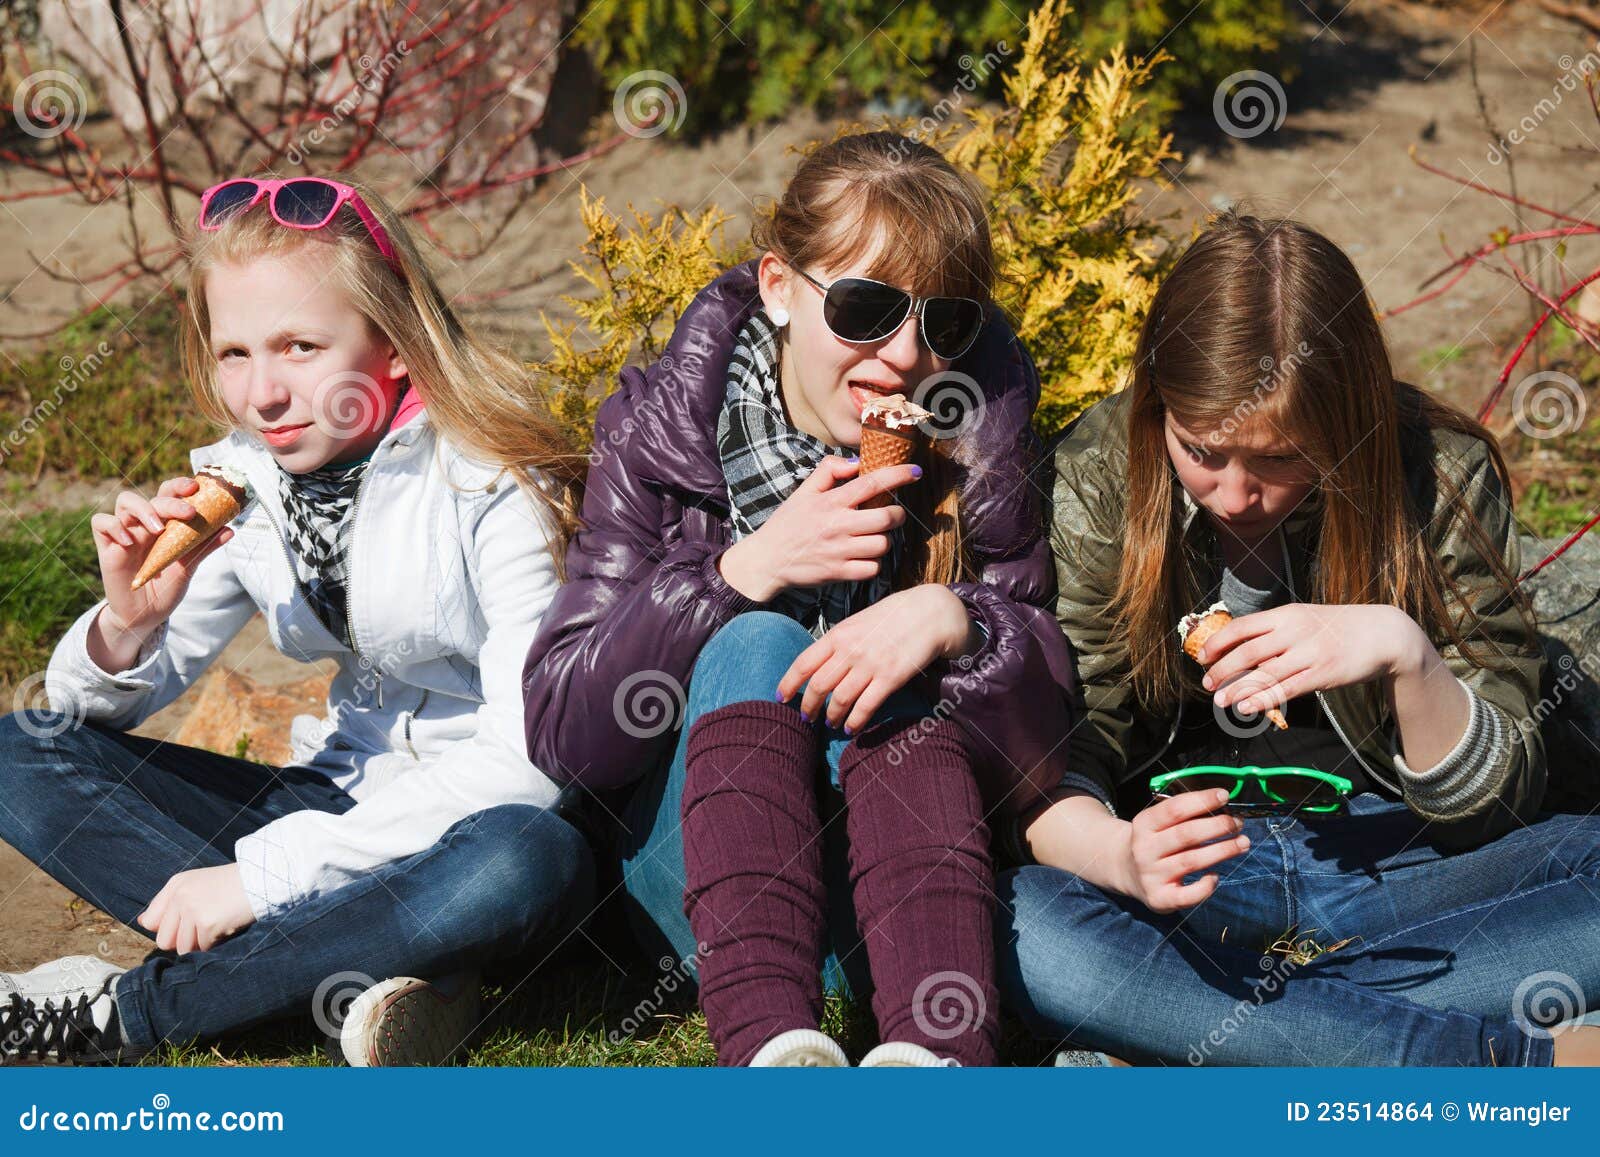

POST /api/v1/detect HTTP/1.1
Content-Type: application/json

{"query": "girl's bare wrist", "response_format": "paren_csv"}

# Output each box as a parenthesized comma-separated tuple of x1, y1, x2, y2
(87, 606, 150, 674)
(96, 604, 160, 652)
(718, 538, 781, 603)
(1026, 793, 1133, 888)
(1386, 615, 1439, 681)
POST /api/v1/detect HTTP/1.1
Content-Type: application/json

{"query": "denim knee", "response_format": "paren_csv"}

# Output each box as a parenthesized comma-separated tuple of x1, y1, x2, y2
(0, 709, 75, 760)
(434, 804, 595, 944)
(697, 611, 811, 671)
(687, 611, 813, 715)
(997, 866, 1127, 1035)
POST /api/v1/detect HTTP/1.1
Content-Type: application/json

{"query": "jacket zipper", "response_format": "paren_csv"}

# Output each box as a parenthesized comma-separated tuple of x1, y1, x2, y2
(342, 466, 380, 708)
(403, 689, 430, 759)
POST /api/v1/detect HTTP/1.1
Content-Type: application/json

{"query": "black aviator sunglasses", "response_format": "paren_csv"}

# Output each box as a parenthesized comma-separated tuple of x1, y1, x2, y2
(791, 267, 986, 362)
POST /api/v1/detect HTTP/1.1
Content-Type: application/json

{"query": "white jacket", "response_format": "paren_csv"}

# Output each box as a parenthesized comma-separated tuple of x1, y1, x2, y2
(45, 410, 563, 920)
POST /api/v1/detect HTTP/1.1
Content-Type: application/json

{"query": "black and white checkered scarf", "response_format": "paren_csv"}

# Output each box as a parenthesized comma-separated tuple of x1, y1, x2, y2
(716, 309, 897, 635)
(278, 452, 369, 648)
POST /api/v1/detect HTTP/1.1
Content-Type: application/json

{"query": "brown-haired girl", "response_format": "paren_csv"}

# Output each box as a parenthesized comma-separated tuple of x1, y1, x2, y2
(0, 178, 594, 1066)
(523, 132, 1081, 1066)
(1002, 212, 1600, 1066)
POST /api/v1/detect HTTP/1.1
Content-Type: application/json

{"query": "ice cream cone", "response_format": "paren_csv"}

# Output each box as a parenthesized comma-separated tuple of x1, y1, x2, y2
(858, 394, 930, 509)
(131, 467, 250, 591)
(1178, 603, 1289, 730)
(1180, 609, 1231, 664)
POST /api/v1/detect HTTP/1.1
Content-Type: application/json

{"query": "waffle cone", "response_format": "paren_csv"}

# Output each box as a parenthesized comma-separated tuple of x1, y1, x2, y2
(131, 474, 242, 590)
(1183, 609, 1288, 729)
(858, 423, 924, 509)
(1181, 611, 1231, 662)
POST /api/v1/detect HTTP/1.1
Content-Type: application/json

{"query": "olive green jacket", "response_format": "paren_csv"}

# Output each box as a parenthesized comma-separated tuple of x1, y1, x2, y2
(1050, 389, 1546, 849)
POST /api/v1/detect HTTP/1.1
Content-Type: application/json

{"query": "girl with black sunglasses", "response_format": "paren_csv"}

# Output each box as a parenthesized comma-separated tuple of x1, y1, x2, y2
(523, 132, 1082, 1066)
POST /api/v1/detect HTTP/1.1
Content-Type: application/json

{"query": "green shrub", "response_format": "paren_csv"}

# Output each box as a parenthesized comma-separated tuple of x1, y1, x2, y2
(1070, 0, 1296, 124)
(575, 0, 1294, 132)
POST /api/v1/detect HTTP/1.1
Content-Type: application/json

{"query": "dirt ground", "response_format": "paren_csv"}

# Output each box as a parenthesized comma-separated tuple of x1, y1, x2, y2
(6, 0, 1600, 971)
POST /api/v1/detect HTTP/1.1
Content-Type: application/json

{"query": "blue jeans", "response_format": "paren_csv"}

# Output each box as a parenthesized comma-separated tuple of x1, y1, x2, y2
(0, 712, 595, 1053)
(999, 793, 1600, 1065)
(616, 611, 927, 998)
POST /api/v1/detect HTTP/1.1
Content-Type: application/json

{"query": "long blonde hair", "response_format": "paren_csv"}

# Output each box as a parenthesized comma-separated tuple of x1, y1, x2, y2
(1114, 212, 1532, 711)
(753, 131, 996, 587)
(180, 178, 583, 575)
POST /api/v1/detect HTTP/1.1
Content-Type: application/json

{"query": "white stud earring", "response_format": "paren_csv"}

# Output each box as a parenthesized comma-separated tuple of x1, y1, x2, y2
(769, 307, 790, 327)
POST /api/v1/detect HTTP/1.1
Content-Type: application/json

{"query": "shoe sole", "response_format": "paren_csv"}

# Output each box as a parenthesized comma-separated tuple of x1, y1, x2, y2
(339, 978, 481, 1067)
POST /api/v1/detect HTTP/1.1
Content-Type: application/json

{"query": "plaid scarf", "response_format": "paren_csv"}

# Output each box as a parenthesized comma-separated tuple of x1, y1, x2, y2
(716, 309, 897, 634)
(279, 453, 369, 648)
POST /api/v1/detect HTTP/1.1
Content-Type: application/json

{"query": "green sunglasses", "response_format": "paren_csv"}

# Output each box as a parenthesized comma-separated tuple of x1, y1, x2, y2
(1148, 765, 1353, 815)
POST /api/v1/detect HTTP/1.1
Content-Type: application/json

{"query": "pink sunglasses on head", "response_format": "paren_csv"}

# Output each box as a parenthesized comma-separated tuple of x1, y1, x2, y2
(197, 177, 401, 272)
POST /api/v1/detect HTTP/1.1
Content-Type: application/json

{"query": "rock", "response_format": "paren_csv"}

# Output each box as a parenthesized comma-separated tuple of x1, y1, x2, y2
(167, 668, 331, 766)
(1517, 534, 1600, 811)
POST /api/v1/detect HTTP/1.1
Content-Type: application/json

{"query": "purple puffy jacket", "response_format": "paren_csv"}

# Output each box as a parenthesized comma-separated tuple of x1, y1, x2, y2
(521, 260, 1078, 802)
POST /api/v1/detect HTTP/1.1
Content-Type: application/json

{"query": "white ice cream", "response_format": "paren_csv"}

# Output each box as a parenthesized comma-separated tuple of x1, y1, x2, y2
(860, 393, 932, 431)
(197, 463, 252, 500)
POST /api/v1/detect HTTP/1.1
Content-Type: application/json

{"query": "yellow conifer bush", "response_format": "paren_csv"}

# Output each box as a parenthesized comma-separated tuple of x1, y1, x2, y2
(536, 188, 747, 446)
(535, 0, 1175, 441)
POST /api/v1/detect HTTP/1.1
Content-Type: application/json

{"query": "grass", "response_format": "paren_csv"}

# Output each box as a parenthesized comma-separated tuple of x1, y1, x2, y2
(1517, 479, 1595, 539)
(0, 296, 213, 486)
(0, 505, 104, 688)
(133, 929, 1066, 1067)
(1420, 343, 1468, 373)
(1502, 355, 1600, 538)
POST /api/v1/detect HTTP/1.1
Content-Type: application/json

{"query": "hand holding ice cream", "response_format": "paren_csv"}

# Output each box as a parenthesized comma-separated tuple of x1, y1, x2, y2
(130, 465, 251, 590)
(1179, 601, 1289, 730)
(87, 467, 253, 674)
(717, 452, 921, 603)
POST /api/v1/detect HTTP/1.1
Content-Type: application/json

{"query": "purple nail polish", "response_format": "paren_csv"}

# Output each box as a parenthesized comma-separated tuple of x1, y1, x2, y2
(774, 691, 787, 702)
(909, 465, 923, 479)
(799, 711, 811, 723)
(847, 455, 860, 464)
(843, 725, 854, 737)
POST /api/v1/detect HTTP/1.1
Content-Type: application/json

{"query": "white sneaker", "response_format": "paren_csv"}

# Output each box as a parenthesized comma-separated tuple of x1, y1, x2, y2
(1, 955, 130, 1065)
(748, 1028, 849, 1067)
(858, 1040, 960, 1067)
(339, 971, 482, 1067)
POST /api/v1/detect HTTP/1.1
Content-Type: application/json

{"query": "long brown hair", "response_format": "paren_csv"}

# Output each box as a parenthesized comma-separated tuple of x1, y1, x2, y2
(1114, 211, 1532, 711)
(752, 131, 995, 586)
(181, 179, 584, 576)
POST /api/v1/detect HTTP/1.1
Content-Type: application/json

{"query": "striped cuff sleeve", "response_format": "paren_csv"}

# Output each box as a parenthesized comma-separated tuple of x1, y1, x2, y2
(1058, 772, 1118, 814)
(1392, 679, 1514, 814)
